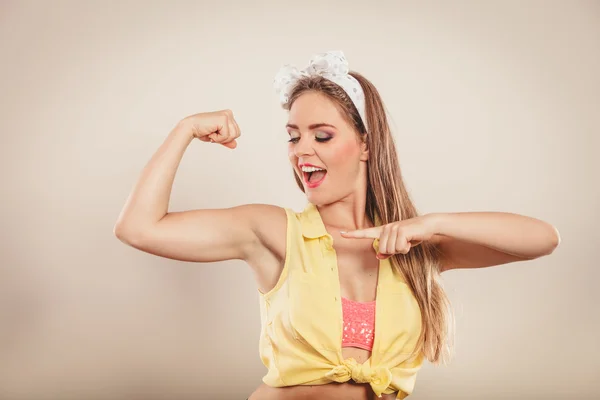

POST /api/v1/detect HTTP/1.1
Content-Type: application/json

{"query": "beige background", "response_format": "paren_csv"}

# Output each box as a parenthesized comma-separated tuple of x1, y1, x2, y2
(1, 0, 598, 399)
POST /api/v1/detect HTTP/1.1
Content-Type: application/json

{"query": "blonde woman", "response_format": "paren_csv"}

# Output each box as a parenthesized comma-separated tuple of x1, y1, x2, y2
(114, 51, 560, 400)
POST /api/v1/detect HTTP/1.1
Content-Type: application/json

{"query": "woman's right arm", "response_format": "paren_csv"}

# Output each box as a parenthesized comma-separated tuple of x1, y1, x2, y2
(113, 110, 283, 263)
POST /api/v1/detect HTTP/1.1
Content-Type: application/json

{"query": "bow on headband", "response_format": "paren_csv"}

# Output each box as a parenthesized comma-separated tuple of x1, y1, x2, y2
(273, 50, 368, 131)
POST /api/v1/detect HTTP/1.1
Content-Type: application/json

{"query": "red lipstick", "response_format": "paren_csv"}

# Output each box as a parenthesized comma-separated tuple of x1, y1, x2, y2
(299, 163, 327, 189)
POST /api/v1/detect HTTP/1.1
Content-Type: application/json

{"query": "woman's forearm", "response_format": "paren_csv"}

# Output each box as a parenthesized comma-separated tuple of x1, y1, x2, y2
(114, 122, 193, 237)
(431, 211, 560, 259)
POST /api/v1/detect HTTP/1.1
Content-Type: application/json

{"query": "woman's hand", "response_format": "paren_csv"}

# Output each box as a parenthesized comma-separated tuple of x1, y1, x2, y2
(340, 215, 438, 259)
(179, 109, 241, 149)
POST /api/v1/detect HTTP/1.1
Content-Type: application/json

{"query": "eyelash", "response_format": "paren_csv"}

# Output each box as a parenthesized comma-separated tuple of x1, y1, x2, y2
(287, 137, 332, 143)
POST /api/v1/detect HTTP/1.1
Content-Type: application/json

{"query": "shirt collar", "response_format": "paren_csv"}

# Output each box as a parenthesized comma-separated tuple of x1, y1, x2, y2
(298, 202, 384, 244)
(299, 203, 329, 239)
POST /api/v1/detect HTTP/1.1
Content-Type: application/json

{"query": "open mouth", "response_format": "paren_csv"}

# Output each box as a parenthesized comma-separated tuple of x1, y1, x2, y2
(301, 166, 327, 188)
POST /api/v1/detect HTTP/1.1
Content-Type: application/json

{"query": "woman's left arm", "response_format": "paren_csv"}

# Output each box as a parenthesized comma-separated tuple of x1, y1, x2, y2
(428, 212, 561, 272)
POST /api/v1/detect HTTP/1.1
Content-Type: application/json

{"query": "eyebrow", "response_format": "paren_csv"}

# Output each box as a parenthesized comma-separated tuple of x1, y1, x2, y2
(286, 123, 337, 130)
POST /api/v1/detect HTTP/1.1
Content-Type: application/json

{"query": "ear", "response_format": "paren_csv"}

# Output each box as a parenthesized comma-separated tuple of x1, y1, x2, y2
(359, 134, 369, 161)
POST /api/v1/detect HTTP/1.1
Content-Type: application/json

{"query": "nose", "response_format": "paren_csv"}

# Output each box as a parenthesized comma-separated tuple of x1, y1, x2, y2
(293, 136, 315, 157)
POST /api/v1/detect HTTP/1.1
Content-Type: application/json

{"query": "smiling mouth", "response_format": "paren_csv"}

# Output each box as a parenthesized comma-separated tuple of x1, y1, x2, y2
(302, 169, 327, 187)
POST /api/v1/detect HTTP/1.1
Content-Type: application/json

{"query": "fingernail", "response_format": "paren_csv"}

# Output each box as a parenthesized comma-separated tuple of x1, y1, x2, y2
(340, 230, 347, 234)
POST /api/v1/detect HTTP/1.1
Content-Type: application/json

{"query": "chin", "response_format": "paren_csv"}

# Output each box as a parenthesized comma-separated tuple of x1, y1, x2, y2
(304, 190, 337, 207)
(304, 190, 324, 205)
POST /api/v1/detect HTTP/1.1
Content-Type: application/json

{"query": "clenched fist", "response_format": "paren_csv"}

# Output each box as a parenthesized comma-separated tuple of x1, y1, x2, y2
(179, 109, 241, 149)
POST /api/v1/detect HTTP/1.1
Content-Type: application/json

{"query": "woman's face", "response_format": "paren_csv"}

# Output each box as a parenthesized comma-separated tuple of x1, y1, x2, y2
(287, 91, 369, 205)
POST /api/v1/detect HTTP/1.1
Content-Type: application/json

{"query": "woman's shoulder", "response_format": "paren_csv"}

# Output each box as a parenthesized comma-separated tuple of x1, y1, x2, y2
(237, 203, 290, 223)
(237, 203, 308, 241)
(238, 203, 302, 224)
(240, 204, 297, 281)
(240, 203, 290, 252)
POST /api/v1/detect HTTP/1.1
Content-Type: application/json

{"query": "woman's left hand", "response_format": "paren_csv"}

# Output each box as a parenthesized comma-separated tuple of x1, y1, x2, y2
(340, 215, 439, 259)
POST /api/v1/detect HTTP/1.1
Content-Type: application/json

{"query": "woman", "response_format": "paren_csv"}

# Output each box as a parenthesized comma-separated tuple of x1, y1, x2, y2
(114, 51, 560, 400)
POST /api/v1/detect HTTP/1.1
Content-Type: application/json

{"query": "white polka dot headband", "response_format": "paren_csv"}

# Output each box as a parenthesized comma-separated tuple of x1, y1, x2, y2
(273, 50, 368, 132)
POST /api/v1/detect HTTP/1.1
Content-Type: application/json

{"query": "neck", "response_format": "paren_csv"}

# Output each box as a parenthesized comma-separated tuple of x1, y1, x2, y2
(317, 200, 372, 232)
(317, 163, 374, 231)
(316, 173, 373, 231)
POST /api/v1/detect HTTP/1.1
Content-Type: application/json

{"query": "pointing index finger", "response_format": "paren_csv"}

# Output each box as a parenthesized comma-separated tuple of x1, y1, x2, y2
(340, 226, 381, 239)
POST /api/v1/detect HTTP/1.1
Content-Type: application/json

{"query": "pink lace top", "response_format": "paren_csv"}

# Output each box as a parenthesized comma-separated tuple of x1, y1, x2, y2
(341, 297, 376, 351)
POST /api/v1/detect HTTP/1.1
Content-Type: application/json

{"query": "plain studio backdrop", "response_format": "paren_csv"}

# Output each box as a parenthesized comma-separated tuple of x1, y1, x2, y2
(1, 1, 598, 399)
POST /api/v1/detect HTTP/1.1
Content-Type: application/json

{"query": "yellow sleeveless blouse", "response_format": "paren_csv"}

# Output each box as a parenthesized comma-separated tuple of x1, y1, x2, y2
(258, 203, 424, 399)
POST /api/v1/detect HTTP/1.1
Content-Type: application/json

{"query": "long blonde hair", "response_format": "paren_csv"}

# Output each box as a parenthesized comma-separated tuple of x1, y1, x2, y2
(285, 73, 454, 364)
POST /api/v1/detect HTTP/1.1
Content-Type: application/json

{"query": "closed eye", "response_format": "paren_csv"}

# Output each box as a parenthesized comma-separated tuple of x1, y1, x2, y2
(287, 137, 332, 143)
